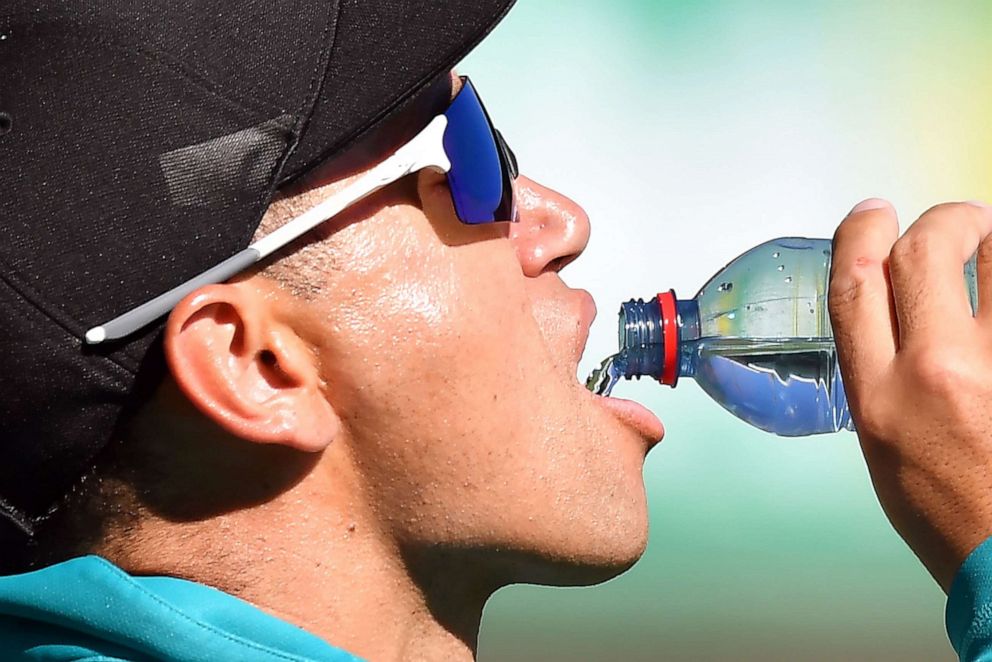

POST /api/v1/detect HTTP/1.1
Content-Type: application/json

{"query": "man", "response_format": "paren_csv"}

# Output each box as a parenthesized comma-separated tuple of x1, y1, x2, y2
(0, 1, 658, 659)
(0, 2, 990, 662)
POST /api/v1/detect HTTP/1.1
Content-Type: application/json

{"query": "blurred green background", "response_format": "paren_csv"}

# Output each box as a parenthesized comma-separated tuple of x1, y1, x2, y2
(462, 1, 992, 660)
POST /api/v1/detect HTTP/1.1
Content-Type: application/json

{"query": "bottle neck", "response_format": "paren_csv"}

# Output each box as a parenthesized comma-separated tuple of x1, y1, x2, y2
(619, 298, 665, 379)
(618, 293, 698, 386)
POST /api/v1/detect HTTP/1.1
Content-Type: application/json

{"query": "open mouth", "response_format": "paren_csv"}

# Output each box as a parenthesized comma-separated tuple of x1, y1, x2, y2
(572, 290, 664, 444)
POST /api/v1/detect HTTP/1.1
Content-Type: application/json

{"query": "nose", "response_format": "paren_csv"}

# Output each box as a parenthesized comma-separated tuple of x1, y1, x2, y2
(508, 176, 591, 277)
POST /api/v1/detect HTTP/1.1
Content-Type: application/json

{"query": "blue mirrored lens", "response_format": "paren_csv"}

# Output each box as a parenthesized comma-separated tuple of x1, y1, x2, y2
(442, 79, 515, 224)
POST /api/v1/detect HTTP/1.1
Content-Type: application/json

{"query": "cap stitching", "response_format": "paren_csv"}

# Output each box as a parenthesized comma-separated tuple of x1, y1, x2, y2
(238, 0, 341, 251)
(295, 0, 343, 121)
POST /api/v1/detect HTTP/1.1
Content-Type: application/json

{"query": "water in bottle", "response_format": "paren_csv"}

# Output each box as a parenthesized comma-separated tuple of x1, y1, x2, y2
(586, 237, 978, 436)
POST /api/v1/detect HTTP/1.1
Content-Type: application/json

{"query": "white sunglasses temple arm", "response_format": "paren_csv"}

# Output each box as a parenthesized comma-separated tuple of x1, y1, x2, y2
(85, 116, 450, 345)
(253, 116, 450, 261)
(83, 171, 380, 346)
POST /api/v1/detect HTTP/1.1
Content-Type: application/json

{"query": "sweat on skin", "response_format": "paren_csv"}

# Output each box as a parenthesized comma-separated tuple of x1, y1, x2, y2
(33, 70, 664, 662)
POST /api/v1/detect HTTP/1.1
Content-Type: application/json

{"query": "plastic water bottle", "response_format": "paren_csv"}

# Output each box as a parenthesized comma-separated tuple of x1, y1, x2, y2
(587, 237, 978, 436)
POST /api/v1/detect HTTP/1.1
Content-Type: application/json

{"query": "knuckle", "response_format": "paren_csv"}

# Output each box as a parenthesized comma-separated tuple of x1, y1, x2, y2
(853, 404, 890, 440)
(905, 347, 967, 397)
(828, 272, 865, 316)
(830, 212, 897, 299)
(890, 231, 936, 269)
(846, 378, 897, 439)
(828, 267, 879, 321)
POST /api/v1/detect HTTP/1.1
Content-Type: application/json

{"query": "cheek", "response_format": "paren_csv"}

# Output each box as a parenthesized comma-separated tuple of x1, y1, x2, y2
(318, 235, 562, 499)
(353, 250, 537, 433)
(315, 216, 540, 436)
(306, 213, 648, 555)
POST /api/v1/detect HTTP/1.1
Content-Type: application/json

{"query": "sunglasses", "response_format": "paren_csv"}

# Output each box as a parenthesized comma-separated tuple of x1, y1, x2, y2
(86, 76, 518, 345)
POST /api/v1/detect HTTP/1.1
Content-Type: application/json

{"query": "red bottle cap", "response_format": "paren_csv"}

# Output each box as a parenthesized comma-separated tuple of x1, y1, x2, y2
(657, 290, 679, 387)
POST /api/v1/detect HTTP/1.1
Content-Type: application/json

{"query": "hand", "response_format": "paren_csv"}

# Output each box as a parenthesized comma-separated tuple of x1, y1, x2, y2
(829, 198, 992, 592)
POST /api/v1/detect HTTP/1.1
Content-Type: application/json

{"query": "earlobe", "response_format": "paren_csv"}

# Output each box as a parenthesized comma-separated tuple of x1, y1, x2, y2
(164, 282, 339, 452)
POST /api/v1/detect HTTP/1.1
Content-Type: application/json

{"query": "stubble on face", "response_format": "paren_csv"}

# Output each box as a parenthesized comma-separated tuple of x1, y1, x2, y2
(249, 69, 651, 590)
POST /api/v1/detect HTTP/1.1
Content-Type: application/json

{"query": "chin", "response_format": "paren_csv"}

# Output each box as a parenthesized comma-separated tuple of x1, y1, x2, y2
(572, 521, 650, 585)
(512, 545, 647, 589)
(507, 507, 651, 588)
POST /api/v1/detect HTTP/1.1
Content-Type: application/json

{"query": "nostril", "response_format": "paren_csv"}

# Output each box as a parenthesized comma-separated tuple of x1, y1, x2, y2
(0, 112, 12, 136)
(545, 253, 579, 275)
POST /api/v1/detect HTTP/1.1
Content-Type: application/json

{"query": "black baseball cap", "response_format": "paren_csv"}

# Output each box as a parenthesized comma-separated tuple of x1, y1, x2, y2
(0, 0, 516, 545)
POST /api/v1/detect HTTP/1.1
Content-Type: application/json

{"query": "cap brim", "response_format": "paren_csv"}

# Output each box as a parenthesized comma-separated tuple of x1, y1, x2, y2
(280, 0, 517, 185)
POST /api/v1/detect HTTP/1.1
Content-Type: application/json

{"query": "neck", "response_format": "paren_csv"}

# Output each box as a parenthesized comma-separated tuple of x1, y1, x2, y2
(96, 387, 495, 661)
(105, 467, 489, 662)
(226, 510, 490, 662)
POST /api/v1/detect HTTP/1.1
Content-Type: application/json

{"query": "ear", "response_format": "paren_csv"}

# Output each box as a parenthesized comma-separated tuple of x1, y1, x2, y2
(164, 282, 339, 452)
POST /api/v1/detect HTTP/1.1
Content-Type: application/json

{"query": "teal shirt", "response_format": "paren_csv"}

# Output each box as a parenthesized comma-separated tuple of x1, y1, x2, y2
(3, 547, 992, 661)
(949, 537, 992, 661)
(0, 556, 363, 661)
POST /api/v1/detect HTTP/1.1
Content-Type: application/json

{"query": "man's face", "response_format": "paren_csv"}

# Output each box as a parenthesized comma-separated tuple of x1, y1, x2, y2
(281, 79, 663, 584)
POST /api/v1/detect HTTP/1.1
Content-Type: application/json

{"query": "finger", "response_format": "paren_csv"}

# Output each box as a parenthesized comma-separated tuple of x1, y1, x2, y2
(829, 198, 900, 393)
(973, 202, 992, 322)
(888, 202, 992, 344)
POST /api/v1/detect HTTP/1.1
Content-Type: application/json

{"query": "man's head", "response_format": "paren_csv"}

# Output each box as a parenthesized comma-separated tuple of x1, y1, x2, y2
(1, 1, 662, 595)
(75, 72, 661, 592)
(0, 0, 515, 555)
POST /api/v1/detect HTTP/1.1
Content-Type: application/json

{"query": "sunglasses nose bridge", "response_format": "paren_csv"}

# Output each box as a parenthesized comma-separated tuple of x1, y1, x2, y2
(495, 129, 518, 179)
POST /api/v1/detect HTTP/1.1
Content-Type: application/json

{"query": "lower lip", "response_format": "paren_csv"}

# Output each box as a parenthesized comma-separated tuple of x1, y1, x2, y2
(591, 393, 665, 446)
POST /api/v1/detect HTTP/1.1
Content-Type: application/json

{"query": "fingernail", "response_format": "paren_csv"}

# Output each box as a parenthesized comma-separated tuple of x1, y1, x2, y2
(848, 198, 892, 215)
(967, 200, 991, 211)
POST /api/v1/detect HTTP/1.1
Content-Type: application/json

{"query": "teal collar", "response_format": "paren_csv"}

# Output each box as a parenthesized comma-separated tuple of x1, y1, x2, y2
(0, 555, 363, 662)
